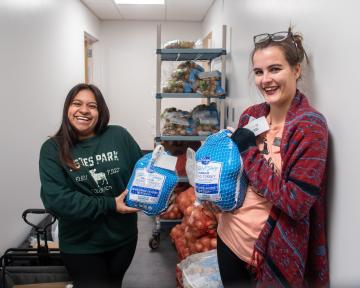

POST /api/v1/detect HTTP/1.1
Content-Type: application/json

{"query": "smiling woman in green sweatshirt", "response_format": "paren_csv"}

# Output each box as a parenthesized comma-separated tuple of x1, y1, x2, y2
(39, 83, 143, 288)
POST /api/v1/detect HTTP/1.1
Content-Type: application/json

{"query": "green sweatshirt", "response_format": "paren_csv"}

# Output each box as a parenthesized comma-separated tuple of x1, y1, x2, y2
(39, 125, 142, 253)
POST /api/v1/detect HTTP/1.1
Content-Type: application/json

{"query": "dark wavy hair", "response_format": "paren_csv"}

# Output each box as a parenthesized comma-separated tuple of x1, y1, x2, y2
(54, 83, 110, 169)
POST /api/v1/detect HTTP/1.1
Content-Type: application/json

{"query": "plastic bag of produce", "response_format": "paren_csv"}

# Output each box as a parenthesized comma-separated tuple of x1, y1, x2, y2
(162, 79, 185, 93)
(164, 40, 195, 49)
(196, 70, 225, 96)
(191, 103, 220, 135)
(215, 80, 225, 95)
(183, 81, 193, 93)
(126, 145, 178, 216)
(178, 250, 223, 288)
(161, 108, 192, 136)
(176, 61, 204, 72)
(198, 70, 221, 80)
(194, 129, 248, 211)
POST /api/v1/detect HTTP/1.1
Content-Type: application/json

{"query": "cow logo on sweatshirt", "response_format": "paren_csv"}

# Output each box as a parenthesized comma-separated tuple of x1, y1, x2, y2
(89, 168, 109, 187)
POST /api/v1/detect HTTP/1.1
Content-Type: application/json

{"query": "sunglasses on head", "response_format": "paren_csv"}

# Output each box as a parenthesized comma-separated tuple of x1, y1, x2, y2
(253, 31, 292, 44)
(253, 31, 299, 60)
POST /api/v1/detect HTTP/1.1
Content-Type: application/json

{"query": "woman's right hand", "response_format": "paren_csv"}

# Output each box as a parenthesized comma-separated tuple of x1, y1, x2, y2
(115, 190, 140, 214)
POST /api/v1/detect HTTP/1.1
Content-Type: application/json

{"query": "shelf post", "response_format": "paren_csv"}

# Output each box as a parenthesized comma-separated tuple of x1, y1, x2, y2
(221, 25, 227, 94)
(156, 24, 161, 139)
(220, 99, 225, 130)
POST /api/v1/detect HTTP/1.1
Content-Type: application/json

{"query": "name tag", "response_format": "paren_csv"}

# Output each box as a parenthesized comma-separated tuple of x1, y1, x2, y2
(154, 153, 177, 171)
(244, 116, 269, 136)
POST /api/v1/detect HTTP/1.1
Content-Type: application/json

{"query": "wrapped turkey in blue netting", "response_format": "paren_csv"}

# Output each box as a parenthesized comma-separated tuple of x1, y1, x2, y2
(194, 129, 248, 211)
(126, 145, 178, 216)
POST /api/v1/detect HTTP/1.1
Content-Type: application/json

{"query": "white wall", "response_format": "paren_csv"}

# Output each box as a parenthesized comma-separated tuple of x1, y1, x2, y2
(203, 0, 360, 286)
(0, 0, 100, 254)
(0, 3, 202, 252)
(94, 20, 203, 150)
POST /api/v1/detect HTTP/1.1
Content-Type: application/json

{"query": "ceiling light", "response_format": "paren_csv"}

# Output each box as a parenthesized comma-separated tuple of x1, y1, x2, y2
(114, 0, 164, 4)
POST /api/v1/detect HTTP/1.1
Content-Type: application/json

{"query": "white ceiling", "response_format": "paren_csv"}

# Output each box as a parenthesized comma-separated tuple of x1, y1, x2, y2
(80, 0, 215, 21)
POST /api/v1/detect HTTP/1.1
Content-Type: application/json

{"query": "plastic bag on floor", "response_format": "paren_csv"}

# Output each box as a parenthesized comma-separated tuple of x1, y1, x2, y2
(178, 250, 223, 288)
(194, 129, 248, 211)
(126, 145, 178, 216)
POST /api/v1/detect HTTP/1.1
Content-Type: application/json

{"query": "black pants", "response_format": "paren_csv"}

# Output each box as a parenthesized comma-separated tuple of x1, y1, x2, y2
(217, 235, 256, 288)
(61, 238, 137, 288)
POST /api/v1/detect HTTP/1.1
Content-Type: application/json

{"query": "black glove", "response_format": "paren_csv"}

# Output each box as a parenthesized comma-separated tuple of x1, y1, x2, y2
(230, 128, 256, 153)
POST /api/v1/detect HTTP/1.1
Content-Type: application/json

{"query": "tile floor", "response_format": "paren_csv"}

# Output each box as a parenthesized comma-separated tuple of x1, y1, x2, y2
(123, 213, 179, 288)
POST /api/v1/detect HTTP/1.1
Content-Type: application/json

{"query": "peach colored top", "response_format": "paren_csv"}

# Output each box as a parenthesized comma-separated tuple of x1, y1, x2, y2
(217, 122, 283, 264)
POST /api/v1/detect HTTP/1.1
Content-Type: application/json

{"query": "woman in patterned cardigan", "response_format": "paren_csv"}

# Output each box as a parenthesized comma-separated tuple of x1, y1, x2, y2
(216, 29, 329, 287)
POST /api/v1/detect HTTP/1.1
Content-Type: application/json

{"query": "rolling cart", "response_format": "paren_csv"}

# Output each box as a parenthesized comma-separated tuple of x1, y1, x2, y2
(148, 176, 189, 250)
(0, 209, 69, 288)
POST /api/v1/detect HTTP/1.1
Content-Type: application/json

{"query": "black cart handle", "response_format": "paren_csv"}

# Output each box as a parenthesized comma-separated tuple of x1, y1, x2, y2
(22, 209, 57, 230)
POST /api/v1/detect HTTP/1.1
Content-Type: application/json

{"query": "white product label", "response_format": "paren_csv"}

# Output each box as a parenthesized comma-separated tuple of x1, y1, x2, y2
(195, 159, 222, 201)
(154, 153, 177, 171)
(129, 168, 165, 204)
(244, 116, 269, 136)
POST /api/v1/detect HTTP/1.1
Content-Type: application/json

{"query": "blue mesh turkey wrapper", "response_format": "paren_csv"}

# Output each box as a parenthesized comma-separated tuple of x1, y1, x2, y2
(126, 145, 178, 216)
(194, 129, 248, 211)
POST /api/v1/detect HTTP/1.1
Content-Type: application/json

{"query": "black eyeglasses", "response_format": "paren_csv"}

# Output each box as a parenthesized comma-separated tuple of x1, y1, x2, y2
(253, 31, 299, 59)
(253, 31, 291, 44)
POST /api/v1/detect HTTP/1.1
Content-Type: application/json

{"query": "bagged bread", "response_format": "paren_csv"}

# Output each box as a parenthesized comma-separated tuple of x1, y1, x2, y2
(164, 40, 195, 49)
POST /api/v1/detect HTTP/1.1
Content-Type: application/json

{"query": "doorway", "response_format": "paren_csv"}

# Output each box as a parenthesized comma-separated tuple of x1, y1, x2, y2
(84, 32, 98, 84)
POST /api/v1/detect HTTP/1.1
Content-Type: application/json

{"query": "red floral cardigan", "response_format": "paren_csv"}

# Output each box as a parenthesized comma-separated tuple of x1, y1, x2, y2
(238, 91, 329, 287)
